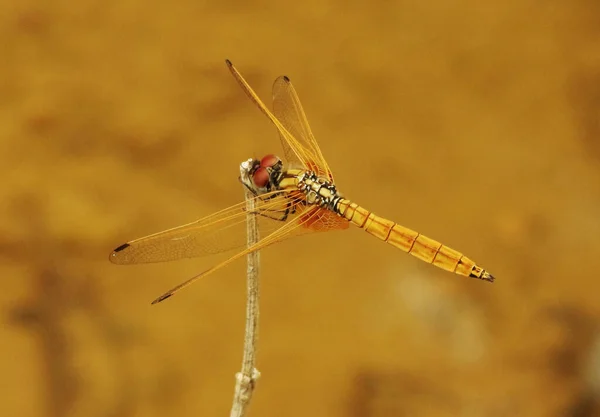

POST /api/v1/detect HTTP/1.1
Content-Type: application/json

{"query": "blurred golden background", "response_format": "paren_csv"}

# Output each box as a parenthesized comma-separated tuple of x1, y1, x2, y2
(2, 0, 600, 416)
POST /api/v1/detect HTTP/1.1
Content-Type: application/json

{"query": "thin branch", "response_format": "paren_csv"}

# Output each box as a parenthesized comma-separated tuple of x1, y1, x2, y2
(230, 183, 261, 417)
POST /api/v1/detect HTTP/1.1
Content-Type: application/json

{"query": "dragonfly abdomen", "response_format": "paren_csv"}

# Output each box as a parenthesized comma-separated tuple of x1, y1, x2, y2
(335, 199, 494, 282)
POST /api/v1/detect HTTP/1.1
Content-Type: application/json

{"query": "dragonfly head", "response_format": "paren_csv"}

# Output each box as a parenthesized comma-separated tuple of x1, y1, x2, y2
(239, 154, 283, 194)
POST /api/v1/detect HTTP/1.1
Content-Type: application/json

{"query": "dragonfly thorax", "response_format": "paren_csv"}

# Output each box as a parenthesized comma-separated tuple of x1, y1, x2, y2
(239, 157, 342, 211)
(296, 171, 343, 211)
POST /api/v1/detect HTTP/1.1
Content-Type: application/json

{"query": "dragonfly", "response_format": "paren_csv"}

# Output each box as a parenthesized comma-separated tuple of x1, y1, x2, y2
(109, 59, 494, 304)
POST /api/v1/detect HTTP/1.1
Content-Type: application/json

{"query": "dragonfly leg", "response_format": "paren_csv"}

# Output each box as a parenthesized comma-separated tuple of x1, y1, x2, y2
(253, 211, 288, 221)
(251, 198, 298, 222)
(239, 177, 260, 196)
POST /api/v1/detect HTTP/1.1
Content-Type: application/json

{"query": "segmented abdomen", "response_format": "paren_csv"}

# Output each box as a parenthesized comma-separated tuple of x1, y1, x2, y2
(335, 199, 493, 281)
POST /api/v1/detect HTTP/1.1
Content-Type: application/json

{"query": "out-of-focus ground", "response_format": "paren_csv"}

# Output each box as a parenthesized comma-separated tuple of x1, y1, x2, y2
(1, 0, 600, 416)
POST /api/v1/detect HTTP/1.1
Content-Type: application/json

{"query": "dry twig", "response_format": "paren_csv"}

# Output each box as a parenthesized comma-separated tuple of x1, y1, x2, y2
(230, 180, 261, 417)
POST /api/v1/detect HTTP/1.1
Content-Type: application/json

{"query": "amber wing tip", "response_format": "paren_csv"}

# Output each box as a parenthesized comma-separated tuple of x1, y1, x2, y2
(151, 292, 173, 305)
(113, 243, 130, 252)
(283, 75, 291, 82)
(108, 243, 130, 263)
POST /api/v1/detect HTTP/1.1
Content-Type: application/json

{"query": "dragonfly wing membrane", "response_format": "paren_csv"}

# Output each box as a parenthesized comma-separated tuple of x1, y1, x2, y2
(110, 190, 306, 265)
(272, 75, 333, 180)
(226, 60, 332, 179)
(151, 205, 330, 303)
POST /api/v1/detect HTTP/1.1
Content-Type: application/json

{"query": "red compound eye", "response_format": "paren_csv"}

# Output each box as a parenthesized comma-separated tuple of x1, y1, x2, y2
(260, 154, 280, 168)
(252, 167, 270, 187)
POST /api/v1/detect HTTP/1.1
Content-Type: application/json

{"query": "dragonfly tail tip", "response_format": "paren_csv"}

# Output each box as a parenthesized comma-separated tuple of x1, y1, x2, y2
(225, 59, 232, 66)
(482, 270, 495, 283)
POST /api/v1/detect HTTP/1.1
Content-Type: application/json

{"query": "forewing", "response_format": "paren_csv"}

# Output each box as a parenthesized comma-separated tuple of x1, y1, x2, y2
(109, 190, 307, 265)
(226, 60, 325, 175)
(272, 75, 333, 181)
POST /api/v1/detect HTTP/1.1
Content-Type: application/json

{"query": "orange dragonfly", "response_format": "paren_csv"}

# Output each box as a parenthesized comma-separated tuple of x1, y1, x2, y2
(109, 60, 494, 304)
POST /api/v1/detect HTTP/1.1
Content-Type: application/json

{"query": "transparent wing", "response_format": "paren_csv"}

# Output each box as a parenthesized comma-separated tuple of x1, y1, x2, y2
(225, 60, 332, 180)
(151, 205, 349, 304)
(272, 75, 333, 181)
(298, 206, 350, 232)
(111, 61, 351, 303)
(110, 189, 309, 265)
